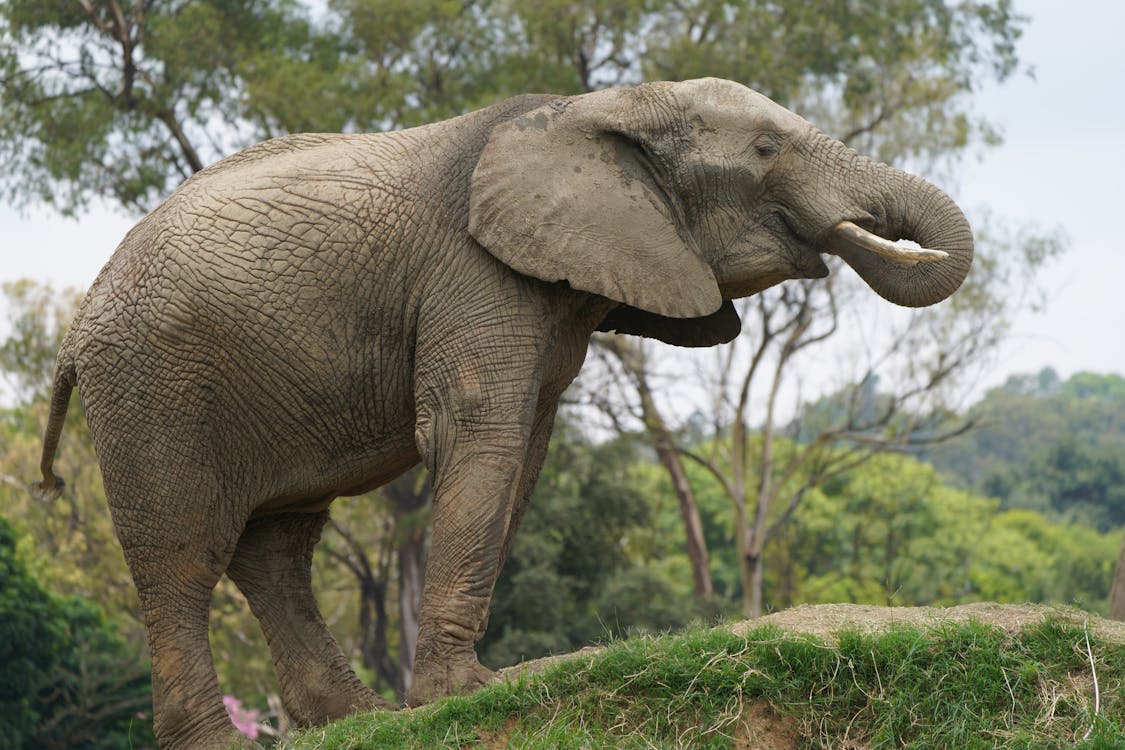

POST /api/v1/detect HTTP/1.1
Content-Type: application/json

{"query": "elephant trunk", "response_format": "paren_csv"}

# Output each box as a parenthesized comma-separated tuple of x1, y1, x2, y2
(829, 160, 973, 308)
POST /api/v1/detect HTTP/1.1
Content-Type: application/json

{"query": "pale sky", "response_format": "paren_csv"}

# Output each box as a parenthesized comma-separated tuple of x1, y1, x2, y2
(1, 0, 1122, 397)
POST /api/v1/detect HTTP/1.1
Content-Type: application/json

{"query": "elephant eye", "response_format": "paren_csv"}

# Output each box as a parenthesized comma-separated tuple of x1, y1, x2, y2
(756, 142, 779, 159)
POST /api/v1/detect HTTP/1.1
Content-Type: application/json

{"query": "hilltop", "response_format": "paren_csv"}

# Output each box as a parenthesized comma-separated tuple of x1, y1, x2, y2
(292, 603, 1125, 749)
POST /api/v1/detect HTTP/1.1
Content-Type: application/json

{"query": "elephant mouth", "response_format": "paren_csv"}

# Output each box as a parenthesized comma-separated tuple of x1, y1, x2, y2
(774, 212, 831, 279)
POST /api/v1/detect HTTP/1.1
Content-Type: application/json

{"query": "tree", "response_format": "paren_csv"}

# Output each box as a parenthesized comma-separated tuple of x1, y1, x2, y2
(3, 1, 1026, 218)
(0, 0, 363, 214)
(769, 452, 1120, 614)
(787, 453, 994, 607)
(318, 468, 430, 701)
(0, 514, 65, 747)
(0, 0, 649, 215)
(923, 369, 1125, 619)
(929, 370, 1125, 529)
(968, 509, 1119, 613)
(0, 514, 155, 749)
(578, 1, 1059, 618)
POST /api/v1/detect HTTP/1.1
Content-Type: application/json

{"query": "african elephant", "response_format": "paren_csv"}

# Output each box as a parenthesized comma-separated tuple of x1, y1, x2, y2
(35, 78, 971, 749)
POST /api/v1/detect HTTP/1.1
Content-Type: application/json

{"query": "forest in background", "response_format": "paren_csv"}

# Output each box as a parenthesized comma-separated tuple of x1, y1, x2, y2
(0, 0, 1112, 745)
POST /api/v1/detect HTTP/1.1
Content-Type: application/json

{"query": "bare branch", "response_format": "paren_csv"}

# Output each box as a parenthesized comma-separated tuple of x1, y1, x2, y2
(155, 109, 205, 173)
(678, 447, 738, 509)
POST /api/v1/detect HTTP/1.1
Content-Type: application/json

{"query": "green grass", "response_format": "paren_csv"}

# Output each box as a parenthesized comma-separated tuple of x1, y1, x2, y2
(292, 619, 1125, 749)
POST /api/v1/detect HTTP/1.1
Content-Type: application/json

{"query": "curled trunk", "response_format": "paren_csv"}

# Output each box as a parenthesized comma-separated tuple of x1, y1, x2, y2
(832, 162, 974, 308)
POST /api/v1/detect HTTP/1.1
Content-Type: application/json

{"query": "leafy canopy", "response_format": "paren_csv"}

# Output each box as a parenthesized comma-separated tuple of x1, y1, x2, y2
(1, 0, 1025, 216)
(929, 369, 1125, 531)
(0, 514, 155, 750)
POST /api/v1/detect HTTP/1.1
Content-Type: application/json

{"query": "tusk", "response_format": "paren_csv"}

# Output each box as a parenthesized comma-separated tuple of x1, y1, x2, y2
(832, 220, 949, 268)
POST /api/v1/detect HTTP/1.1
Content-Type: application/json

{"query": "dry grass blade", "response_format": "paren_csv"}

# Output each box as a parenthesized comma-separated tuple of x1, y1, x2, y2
(1082, 619, 1101, 741)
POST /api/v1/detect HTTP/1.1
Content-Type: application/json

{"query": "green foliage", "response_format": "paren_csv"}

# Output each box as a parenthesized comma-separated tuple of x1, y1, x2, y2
(0, 0, 351, 213)
(290, 617, 1125, 749)
(0, 280, 82, 405)
(929, 369, 1125, 531)
(646, 1, 1021, 163)
(0, 515, 62, 746)
(1, 0, 1027, 215)
(640, 431, 1120, 617)
(970, 510, 1120, 613)
(774, 451, 1120, 615)
(0, 514, 155, 750)
(785, 454, 995, 607)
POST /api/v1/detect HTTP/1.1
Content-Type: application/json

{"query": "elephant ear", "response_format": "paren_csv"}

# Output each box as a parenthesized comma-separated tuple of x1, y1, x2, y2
(468, 87, 722, 319)
(597, 301, 742, 347)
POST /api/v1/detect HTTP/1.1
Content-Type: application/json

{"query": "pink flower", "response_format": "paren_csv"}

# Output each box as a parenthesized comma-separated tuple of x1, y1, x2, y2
(223, 695, 261, 740)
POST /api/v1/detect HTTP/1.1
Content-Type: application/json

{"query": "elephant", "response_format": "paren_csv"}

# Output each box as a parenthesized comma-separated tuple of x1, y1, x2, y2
(34, 77, 971, 749)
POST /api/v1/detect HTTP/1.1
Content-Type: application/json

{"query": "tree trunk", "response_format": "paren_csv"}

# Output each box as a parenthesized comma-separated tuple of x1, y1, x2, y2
(734, 499, 755, 618)
(357, 572, 398, 695)
(653, 440, 713, 597)
(747, 551, 764, 619)
(384, 469, 432, 695)
(745, 468, 773, 619)
(325, 516, 402, 698)
(1110, 531, 1125, 621)
(396, 520, 427, 692)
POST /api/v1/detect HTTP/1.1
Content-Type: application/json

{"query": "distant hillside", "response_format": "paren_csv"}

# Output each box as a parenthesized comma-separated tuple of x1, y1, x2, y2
(291, 604, 1125, 749)
(926, 369, 1125, 531)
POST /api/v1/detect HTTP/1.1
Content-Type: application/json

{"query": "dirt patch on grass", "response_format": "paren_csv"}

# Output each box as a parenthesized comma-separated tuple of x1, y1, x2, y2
(498, 644, 603, 682)
(478, 717, 519, 750)
(734, 701, 805, 750)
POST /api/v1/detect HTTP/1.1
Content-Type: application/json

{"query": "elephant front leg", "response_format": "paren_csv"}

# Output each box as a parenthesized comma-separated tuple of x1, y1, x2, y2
(407, 433, 530, 706)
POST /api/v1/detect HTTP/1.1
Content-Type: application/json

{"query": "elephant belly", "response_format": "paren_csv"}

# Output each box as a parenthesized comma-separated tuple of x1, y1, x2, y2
(233, 355, 422, 515)
(251, 434, 420, 517)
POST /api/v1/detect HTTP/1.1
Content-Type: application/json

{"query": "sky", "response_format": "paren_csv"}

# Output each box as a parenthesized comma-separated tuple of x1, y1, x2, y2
(952, 1, 1125, 384)
(1, 0, 1122, 400)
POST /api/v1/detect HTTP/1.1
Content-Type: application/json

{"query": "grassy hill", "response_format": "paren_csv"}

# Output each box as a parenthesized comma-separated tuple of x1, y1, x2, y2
(290, 604, 1125, 749)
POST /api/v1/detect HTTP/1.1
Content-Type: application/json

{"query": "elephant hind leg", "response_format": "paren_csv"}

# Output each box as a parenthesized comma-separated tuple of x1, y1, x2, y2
(226, 511, 393, 726)
(106, 485, 246, 750)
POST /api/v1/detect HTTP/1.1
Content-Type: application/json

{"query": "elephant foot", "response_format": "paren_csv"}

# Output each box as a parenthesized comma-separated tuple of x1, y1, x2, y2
(407, 654, 497, 706)
(284, 679, 396, 727)
(225, 733, 266, 750)
(161, 722, 258, 750)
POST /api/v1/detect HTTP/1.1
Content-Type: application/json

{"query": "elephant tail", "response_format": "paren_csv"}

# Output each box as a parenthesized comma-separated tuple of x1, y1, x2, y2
(33, 350, 76, 502)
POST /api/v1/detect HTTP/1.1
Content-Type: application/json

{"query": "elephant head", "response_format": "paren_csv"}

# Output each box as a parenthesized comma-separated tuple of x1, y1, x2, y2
(468, 78, 972, 346)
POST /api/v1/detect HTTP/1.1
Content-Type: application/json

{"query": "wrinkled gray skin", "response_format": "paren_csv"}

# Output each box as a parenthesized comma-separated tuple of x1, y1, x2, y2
(36, 78, 971, 749)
